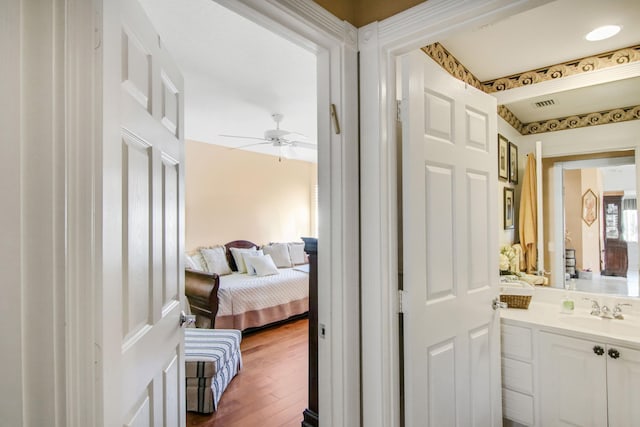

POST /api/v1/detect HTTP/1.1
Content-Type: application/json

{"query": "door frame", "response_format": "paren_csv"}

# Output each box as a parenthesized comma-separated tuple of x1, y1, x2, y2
(358, 1, 553, 425)
(65, 0, 360, 426)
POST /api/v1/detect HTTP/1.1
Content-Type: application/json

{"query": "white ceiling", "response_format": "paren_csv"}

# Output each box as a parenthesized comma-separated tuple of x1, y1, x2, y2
(441, 0, 640, 124)
(139, 0, 318, 163)
(506, 76, 640, 123)
(139, 0, 640, 156)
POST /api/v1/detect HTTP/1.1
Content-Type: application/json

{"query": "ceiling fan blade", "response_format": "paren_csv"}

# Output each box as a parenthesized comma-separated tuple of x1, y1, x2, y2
(290, 141, 317, 150)
(227, 141, 272, 150)
(219, 134, 266, 142)
(282, 131, 308, 139)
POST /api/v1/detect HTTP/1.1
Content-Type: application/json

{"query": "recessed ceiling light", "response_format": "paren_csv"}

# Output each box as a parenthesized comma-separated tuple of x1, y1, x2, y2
(585, 25, 621, 41)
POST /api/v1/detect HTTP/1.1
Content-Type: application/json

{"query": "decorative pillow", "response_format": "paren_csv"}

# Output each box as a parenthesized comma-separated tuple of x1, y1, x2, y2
(199, 246, 232, 276)
(261, 243, 292, 268)
(243, 250, 264, 275)
(185, 254, 199, 270)
(251, 254, 280, 277)
(229, 246, 257, 273)
(288, 242, 307, 265)
(185, 251, 207, 271)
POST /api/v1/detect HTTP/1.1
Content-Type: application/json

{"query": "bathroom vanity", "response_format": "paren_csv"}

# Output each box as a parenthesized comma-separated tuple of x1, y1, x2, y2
(500, 289, 640, 427)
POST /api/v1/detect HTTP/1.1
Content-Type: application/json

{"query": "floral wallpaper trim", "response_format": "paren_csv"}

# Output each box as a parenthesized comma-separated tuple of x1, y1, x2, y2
(521, 105, 640, 135)
(420, 43, 484, 91)
(482, 45, 640, 93)
(421, 43, 640, 135)
(497, 105, 525, 134)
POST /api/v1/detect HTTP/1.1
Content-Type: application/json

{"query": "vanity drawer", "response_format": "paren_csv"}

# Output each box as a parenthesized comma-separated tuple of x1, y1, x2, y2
(503, 388, 534, 426)
(502, 324, 533, 361)
(502, 357, 533, 394)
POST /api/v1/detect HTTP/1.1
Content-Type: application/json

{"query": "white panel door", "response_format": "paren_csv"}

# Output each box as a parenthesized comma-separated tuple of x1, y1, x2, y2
(102, 1, 185, 426)
(401, 50, 500, 427)
(607, 345, 640, 427)
(539, 332, 607, 427)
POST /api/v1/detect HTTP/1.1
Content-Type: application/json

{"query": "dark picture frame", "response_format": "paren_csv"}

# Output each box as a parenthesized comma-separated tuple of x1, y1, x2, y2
(509, 142, 518, 184)
(504, 187, 515, 229)
(498, 134, 509, 181)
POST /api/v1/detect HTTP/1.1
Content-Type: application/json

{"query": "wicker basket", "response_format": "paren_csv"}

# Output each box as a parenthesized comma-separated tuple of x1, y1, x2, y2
(500, 294, 531, 309)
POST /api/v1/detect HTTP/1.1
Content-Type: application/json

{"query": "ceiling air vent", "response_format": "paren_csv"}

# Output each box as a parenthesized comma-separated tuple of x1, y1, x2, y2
(534, 99, 555, 108)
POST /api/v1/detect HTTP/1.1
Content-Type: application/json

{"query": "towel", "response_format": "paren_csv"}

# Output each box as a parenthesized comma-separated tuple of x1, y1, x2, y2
(519, 154, 537, 273)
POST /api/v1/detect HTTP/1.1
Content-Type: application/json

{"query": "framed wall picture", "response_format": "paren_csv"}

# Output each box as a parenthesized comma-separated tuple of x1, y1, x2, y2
(504, 187, 515, 229)
(498, 134, 509, 181)
(582, 189, 598, 226)
(509, 142, 518, 184)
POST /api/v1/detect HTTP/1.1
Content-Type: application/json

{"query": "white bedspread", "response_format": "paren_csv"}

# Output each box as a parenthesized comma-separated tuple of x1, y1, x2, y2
(217, 268, 309, 318)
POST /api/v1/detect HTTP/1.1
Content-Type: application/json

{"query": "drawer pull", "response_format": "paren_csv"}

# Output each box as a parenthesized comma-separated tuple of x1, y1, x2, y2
(593, 345, 604, 356)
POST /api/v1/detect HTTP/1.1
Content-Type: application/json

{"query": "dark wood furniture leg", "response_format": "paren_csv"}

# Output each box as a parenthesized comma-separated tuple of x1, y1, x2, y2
(301, 237, 318, 427)
(184, 269, 220, 329)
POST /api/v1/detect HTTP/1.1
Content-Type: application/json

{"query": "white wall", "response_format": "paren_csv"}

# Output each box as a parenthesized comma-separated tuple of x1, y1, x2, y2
(185, 140, 317, 249)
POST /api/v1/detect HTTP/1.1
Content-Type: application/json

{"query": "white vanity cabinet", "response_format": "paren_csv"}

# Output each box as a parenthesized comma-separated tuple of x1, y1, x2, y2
(606, 341, 640, 427)
(501, 323, 535, 426)
(539, 331, 640, 427)
(539, 332, 608, 426)
(502, 318, 640, 427)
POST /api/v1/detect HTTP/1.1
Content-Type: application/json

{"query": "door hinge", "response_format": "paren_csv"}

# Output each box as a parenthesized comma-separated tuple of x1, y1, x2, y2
(396, 100, 402, 122)
(398, 289, 407, 314)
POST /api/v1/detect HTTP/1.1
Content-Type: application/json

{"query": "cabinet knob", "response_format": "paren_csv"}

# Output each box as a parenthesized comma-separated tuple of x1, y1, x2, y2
(593, 345, 605, 356)
(608, 348, 620, 359)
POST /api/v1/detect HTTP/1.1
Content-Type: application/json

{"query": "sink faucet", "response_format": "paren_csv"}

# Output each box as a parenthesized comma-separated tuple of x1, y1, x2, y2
(584, 298, 601, 316)
(613, 303, 632, 320)
(600, 305, 613, 319)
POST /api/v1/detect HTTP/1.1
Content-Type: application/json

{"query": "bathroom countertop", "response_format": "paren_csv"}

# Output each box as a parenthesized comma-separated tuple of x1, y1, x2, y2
(501, 299, 640, 348)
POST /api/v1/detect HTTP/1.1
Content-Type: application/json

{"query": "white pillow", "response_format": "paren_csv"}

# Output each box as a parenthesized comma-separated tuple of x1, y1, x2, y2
(186, 251, 207, 271)
(185, 254, 199, 270)
(261, 243, 292, 268)
(243, 250, 264, 275)
(288, 242, 307, 265)
(229, 246, 257, 273)
(251, 254, 280, 277)
(199, 246, 232, 276)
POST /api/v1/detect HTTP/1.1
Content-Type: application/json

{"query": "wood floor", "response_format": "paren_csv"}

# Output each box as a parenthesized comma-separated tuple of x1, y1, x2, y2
(187, 318, 308, 427)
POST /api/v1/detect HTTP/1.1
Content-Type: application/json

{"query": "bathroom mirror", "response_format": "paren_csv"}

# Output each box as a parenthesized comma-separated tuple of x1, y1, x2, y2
(541, 151, 639, 297)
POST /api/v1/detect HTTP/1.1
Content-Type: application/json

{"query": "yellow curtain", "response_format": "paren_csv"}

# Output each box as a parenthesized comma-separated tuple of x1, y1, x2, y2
(519, 154, 537, 273)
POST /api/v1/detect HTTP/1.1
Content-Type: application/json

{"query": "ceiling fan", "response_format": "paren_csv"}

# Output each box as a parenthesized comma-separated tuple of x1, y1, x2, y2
(219, 113, 317, 153)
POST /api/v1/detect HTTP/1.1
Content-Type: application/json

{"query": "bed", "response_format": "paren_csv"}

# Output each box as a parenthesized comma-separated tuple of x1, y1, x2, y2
(185, 240, 309, 330)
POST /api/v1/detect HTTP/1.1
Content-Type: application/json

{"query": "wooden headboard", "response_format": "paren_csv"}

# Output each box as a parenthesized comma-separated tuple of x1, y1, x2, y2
(224, 240, 259, 271)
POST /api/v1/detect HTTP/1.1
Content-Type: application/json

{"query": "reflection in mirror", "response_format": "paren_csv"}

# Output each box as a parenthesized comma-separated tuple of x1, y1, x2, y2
(542, 152, 638, 297)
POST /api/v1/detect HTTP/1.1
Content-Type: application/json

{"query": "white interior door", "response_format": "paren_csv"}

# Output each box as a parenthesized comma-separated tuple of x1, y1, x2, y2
(101, 1, 185, 425)
(401, 50, 501, 427)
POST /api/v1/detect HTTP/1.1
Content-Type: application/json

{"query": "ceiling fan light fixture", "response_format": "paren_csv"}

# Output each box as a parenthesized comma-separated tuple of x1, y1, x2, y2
(264, 128, 289, 140)
(585, 25, 621, 41)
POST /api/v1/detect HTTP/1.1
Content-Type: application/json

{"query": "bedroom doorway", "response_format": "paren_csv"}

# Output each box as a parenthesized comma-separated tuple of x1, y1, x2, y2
(137, 0, 359, 425)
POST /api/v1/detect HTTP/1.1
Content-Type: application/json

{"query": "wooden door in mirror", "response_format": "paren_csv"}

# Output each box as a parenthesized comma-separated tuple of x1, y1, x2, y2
(602, 195, 628, 277)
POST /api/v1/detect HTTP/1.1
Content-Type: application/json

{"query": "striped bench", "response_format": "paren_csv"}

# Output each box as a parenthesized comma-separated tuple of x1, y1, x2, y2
(184, 328, 243, 413)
